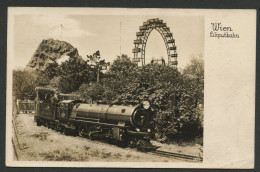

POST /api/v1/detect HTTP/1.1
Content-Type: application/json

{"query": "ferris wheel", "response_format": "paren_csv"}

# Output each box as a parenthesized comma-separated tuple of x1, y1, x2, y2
(132, 18, 178, 68)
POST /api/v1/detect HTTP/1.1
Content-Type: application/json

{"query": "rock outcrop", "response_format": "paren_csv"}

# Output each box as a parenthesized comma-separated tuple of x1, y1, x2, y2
(26, 38, 83, 71)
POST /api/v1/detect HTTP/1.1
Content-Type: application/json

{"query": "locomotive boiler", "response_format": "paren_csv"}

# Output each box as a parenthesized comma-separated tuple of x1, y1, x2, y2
(34, 87, 157, 150)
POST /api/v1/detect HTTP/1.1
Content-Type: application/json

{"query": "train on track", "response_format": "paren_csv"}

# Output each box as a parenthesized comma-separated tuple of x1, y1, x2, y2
(34, 87, 157, 150)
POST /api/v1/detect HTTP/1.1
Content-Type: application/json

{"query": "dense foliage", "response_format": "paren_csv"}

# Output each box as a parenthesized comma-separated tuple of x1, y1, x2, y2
(13, 52, 204, 144)
(12, 69, 50, 99)
(49, 57, 95, 93)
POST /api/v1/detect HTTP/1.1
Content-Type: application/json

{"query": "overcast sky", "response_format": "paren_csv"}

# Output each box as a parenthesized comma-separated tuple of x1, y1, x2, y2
(13, 14, 204, 69)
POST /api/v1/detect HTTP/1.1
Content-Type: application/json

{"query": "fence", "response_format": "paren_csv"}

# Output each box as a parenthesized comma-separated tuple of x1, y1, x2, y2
(18, 100, 35, 113)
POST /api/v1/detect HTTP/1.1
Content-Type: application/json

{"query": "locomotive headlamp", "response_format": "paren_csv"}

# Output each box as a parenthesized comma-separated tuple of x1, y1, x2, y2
(142, 101, 150, 109)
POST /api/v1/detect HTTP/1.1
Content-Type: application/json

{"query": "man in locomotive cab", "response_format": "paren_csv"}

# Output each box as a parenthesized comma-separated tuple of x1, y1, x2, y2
(51, 92, 60, 118)
(51, 92, 59, 104)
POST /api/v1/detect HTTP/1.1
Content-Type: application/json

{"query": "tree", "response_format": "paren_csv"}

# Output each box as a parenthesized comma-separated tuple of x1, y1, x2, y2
(43, 61, 59, 79)
(12, 69, 50, 100)
(78, 82, 104, 103)
(108, 54, 137, 78)
(183, 54, 204, 107)
(86, 51, 110, 82)
(101, 54, 139, 104)
(54, 57, 95, 93)
(157, 55, 204, 142)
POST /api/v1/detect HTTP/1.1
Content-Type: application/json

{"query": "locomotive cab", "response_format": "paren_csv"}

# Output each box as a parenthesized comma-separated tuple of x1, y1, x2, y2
(35, 87, 57, 121)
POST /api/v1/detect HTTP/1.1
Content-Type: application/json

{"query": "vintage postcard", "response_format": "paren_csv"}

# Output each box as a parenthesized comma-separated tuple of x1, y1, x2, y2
(6, 7, 256, 168)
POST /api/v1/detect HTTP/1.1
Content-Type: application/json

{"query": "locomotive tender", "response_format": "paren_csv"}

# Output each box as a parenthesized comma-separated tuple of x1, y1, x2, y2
(34, 87, 157, 150)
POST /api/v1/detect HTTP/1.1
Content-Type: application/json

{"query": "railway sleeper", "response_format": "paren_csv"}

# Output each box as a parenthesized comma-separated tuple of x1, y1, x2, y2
(136, 139, 158, 151)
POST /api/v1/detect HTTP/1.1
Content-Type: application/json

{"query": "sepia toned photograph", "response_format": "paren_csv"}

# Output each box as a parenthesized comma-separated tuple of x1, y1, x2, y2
(6, 8, 255, 168)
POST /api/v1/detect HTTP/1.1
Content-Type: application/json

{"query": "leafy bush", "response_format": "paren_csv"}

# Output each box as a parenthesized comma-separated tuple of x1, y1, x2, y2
(78, 82, 104, 102)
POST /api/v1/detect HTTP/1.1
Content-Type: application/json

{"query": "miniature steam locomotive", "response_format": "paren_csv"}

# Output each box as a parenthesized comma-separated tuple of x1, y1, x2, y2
(34, 87, 157, 150)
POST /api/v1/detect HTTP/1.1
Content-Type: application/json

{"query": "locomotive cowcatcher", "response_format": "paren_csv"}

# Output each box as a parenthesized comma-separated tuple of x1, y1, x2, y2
(34, 87, 157, 150)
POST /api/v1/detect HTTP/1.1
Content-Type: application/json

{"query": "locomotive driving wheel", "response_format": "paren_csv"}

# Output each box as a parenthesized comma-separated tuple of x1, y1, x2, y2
(88, 126, 96, 140)
(78, 124, 88, 137)
(61, 126, 68, 135)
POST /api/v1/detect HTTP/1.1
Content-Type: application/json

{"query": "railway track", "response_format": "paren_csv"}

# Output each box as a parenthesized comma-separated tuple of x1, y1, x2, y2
(78, 136, 203, 162)
(56, 131, 204, 162)
(148, 150, 203, 162)
(74, 135, 203, 162)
